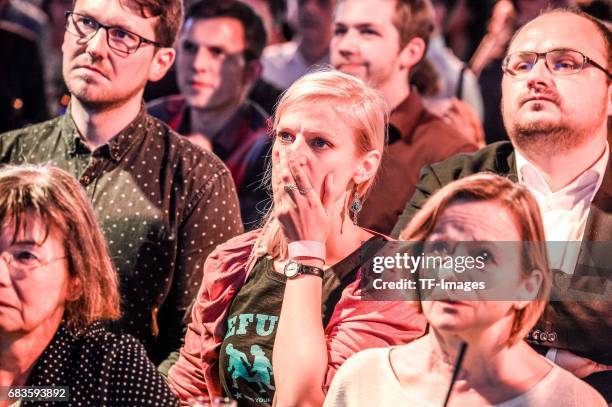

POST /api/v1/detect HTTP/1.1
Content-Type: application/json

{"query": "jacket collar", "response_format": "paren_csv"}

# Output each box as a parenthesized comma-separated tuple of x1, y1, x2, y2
(584, 146, 612, 241)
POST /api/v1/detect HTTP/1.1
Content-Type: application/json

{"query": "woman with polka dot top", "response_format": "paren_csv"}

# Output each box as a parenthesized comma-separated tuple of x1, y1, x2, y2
(0, 164, 178, 406)
(168, 70, 427, 406)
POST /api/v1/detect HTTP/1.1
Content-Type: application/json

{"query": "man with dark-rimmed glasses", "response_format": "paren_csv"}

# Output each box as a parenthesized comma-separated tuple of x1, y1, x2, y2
(393, 8, 612, 401)
(64, 10, 164, 54)
(0, 0, 243, 371)
(502, 48, 611, 80)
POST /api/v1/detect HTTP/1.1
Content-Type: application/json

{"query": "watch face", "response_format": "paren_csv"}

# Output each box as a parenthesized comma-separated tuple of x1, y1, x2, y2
(284, 261, 299, 278)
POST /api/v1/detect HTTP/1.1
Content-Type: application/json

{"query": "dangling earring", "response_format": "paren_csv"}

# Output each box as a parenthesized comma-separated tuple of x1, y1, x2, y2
(349, 191, 362, 225)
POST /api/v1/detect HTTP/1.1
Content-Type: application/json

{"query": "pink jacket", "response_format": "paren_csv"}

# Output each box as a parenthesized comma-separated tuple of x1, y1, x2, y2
(168, 230, 427, 401)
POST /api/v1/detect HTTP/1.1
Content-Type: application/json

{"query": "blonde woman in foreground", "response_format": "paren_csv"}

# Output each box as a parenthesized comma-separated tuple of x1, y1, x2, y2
(168, 70, 426, 406)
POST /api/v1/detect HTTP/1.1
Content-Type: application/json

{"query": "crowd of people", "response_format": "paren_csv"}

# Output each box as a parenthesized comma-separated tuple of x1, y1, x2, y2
(0, 0, 610, 406)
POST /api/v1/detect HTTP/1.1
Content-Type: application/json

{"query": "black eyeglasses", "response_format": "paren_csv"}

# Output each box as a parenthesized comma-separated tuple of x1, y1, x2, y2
(502, 49, 611, 79)
(65, 11, 163, 55)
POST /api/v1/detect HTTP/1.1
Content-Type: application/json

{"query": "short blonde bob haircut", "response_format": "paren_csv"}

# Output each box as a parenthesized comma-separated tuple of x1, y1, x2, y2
(399, 173, 552, 345)
(253, 69, 388, 261)
(0, 164, 121, 330)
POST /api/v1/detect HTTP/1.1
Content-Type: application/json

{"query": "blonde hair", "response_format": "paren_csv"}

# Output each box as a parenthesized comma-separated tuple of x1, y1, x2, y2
(253, 69, 387, 261)
(0, 164, 121, 331)
(399, 173, 551, 345)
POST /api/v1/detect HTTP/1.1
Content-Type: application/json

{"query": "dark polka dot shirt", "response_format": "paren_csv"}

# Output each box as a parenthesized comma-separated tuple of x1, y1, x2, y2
(0, 106, 244, 364)
(23, 322, 179, 406)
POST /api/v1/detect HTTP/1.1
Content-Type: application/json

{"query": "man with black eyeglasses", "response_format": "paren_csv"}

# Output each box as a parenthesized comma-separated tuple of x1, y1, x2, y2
(392, 9, 612, 400)
(0, 0, 243, 371)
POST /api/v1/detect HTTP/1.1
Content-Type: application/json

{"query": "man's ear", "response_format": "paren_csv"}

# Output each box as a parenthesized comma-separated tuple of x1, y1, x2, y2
(243, 59, 262, 85)
(398, 36, 426, 73)
(353, 149, 382, 185)
(148, 47, 176, 82)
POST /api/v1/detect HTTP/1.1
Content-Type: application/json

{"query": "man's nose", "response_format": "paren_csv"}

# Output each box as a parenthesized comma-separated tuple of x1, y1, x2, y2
(288, 135, 306, 153)
(189, 46, 218, 73)
(436, 259, 458, 281)
(525, 58, 554, 90)
(335, 30, 358, 57)
(85, 28, 109, 58)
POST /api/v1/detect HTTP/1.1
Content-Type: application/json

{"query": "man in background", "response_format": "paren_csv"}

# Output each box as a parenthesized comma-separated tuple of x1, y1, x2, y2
(148, 0, 271, 229)
(331, 0, 477, 234)
(262, 0, 335, 89)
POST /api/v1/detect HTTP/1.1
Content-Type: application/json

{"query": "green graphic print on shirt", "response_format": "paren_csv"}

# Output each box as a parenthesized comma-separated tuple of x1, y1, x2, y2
(219, 258, 285, 406)
(225, 327, 276, 391)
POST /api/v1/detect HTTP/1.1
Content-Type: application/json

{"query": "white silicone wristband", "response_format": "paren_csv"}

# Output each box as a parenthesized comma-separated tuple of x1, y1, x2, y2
(288, 240, 326, 262)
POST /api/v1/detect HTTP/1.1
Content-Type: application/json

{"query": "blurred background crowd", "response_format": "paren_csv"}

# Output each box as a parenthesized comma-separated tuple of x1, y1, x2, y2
(1, 0, 610, 140)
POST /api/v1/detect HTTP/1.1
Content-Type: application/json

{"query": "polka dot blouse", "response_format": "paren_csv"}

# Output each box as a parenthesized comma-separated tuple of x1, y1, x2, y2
(23, 322, 179, 406)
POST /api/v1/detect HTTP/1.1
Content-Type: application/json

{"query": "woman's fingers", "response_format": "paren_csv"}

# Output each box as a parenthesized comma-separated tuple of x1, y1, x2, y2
(555, 350, 612, 378)
(273, 148, 297, 211)
(276, 148, 296, 189)
(593, 362, 612, 375)
(286, 149, 316, 198)
(273, 148, 331, 243)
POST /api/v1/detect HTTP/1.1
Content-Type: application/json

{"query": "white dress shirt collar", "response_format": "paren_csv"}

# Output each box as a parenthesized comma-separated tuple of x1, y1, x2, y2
(515, 142, 609, 210)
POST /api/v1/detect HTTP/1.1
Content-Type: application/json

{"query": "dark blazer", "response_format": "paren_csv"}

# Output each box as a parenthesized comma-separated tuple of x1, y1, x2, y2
(391, 141, 611, 395)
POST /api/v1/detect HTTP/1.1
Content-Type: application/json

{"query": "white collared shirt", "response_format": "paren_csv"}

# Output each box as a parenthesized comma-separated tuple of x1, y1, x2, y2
(515, 143, 609, 273)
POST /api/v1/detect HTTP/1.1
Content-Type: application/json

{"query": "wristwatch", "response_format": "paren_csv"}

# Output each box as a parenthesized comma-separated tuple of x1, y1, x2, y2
(284, 259, 325, 279)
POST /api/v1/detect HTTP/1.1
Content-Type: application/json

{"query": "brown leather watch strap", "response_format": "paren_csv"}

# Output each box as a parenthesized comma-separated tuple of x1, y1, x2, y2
(284, 259, 325, 279)
(296, 264, 324, 278)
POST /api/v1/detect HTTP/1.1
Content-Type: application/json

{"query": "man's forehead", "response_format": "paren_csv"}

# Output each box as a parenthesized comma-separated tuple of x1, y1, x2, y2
(74, 0, 158, 33)
(185, 17, 245, 36)
(509, 13, 605, 58)
(335, 0, 395, 25)
(183, 17, 246, 45)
